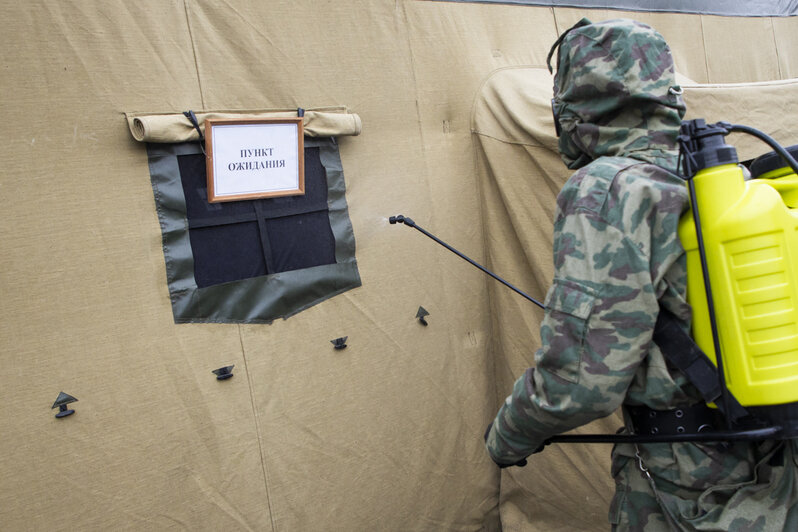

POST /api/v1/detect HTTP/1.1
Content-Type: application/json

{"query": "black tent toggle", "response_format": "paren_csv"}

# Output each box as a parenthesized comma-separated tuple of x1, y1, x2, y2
(52, 391, 77, 418)
(212, 365, 235, 381)
(416, 306, 430, 326)
(331, 337, 348, 350)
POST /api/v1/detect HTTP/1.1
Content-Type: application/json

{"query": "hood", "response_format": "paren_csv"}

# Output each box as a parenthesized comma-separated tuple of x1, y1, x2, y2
(550, 18, 686, 169)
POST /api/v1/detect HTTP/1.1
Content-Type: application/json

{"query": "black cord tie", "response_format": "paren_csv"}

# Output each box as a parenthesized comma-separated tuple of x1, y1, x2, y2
(183, 110, 206, 155)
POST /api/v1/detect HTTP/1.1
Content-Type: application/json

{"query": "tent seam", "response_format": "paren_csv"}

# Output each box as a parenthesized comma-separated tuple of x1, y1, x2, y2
(771, 17, 783, 79)
(552, 5, 561, 35)
(183, 0, 206, 108)
(699, 15, 711, 83)
(238, 325, 278, 532)
(398, 0, 433, 215)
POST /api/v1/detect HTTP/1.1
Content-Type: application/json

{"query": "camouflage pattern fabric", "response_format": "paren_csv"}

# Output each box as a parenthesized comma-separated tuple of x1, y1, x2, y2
(550, 18, 685, 171)
(485, 18, 798, 531)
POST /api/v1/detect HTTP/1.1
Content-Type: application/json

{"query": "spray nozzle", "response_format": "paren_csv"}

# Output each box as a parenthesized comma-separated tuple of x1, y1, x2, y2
(389, 215, 415, 227)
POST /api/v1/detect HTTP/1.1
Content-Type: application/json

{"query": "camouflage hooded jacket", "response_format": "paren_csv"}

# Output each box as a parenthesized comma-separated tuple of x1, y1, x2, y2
(486, 19, 798, 531)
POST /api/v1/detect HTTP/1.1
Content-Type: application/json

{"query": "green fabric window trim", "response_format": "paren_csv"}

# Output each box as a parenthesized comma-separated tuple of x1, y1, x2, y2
(146, 138, 361, 323)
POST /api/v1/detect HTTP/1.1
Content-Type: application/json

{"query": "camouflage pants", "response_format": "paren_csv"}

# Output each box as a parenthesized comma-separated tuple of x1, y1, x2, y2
(609, 440, 798, 531)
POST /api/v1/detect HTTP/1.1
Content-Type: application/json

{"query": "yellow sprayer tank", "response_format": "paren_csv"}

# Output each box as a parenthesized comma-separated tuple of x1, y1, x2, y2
(678, 138, 798, 416)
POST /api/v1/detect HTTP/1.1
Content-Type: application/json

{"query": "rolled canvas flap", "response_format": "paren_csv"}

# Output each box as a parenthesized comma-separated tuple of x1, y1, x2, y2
(126, 107, 362, 142)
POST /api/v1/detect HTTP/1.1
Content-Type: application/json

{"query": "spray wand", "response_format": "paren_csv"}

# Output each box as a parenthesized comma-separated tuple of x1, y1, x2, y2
(389, 215, 544, 309)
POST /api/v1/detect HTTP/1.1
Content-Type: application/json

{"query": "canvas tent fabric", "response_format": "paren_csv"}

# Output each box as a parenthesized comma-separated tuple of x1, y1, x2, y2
(3, 1, 798, 531)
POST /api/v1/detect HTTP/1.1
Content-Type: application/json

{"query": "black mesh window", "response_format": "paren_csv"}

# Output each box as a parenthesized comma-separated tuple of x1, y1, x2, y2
(146, 136, 360, 324)
(176, 147, 336, 288)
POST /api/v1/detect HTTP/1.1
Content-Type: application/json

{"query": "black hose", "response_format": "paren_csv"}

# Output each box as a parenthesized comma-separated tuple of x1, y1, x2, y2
(730, 123, 798, 175)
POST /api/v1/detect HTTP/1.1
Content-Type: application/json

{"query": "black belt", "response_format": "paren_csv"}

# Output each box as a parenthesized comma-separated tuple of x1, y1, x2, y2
(626, 403, 722, 436)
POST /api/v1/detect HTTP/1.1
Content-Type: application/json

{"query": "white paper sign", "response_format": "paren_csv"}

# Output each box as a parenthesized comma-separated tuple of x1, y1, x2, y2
(205, 118, 304, 202)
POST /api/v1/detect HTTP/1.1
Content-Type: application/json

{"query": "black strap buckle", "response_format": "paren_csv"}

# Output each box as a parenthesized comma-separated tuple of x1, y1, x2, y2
(626, 403, 720, 436)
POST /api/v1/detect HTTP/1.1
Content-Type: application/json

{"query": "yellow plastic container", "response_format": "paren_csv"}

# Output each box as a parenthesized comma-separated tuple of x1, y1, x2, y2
(678, 163, 798, 407)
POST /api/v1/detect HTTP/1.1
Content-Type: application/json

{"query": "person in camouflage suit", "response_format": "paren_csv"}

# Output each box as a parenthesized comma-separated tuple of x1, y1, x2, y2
(484, 18, 798, 531)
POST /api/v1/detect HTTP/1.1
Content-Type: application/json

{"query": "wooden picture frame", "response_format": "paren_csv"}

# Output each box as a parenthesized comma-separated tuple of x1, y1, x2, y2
(205, 117, 305, 203)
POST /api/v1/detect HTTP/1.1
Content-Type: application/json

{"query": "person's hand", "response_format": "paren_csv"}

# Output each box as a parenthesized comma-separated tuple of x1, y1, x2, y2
(496, 457, 528, 469)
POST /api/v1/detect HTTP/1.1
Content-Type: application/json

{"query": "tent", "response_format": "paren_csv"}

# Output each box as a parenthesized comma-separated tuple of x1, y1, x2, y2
(2, 1, 798, 529)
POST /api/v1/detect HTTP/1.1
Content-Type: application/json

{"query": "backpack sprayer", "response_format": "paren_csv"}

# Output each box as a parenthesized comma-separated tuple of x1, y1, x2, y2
(391, 118, 798, 444)
(677, 119, 798, 439)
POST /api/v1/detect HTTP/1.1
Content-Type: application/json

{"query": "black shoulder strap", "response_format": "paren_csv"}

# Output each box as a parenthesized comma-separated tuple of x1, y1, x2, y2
(653, 307, 749, 423)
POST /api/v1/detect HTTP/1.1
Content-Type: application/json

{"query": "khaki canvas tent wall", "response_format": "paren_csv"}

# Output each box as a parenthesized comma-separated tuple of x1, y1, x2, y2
(2, 1, 798, 530)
